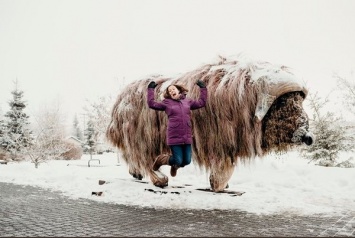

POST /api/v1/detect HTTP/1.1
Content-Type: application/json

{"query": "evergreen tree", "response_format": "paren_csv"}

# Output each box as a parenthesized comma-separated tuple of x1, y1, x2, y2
(301, 92, 353, 166)
(84, 119, 96, 158)
(0, 117, 6, 150)
(72, 114, 83, 141)
(2, 81, 33, 159)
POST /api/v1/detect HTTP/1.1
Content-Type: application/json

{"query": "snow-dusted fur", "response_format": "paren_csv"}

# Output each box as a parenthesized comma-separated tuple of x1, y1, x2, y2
(106, 56, 312, 191)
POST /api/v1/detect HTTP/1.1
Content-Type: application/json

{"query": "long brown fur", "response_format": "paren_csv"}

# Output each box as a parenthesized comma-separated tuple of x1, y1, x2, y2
(106, 56, 311, 191)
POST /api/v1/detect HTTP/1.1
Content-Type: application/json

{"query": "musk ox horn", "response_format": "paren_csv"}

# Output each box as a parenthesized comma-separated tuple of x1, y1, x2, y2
(251, 63, 308, 122)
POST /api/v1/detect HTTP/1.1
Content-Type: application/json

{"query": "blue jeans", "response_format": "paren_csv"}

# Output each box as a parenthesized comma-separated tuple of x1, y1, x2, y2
(168, 144, 192, 167)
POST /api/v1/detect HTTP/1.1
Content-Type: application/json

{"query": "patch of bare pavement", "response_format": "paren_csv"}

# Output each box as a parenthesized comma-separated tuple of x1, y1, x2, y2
(0, 182, 354, 237)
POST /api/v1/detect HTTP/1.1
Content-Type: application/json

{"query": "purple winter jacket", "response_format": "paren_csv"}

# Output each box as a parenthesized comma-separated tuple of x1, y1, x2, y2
(147, 87, 207, 145)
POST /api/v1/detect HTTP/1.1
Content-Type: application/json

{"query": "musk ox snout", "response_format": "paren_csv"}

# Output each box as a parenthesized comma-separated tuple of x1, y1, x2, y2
(302, 132, 314, 146)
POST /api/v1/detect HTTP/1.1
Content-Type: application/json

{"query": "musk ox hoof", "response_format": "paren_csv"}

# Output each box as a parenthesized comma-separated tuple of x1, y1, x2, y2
(151, 170, 169, 188)
(132, 173, 143, 180)
(209, 175, 229, 192)
(212, 185, 229, 192)
(129, 167, 143, 180)
(153, 180, 168, 188)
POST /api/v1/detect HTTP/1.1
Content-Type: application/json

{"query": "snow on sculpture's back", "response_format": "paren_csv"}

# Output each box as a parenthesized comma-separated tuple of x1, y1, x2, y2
(106, 55, 314, 191)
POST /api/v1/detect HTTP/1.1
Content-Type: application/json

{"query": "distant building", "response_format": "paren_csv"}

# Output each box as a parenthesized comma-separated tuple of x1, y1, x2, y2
(62, 136, 84, 160)
(66, 136, 84, 147)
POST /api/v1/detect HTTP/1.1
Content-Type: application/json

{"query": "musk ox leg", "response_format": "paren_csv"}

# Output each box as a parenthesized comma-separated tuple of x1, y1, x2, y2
(149, 170, 169, 188)
(209, 164, 235, 192)
(153, 154, 170, 171)
(149, 153, 170, 188)
(128, 166, 143, 180)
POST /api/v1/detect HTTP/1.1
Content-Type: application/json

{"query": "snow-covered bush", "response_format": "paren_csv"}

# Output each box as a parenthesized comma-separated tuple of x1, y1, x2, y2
(335, 73, 355, 115)
(336, 157, 355, 168)
(26, 99, 72, 167)
(60, 140, 83, 160)
(83, 95, 114, 153)
(300, 92, 354, 166)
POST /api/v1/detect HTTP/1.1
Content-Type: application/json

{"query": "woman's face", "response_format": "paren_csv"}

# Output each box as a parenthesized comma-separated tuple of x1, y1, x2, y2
(168, 85, 181, 100)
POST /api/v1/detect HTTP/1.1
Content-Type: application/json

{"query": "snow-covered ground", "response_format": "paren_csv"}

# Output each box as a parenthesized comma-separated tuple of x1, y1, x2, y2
(1, 151, 354, 216)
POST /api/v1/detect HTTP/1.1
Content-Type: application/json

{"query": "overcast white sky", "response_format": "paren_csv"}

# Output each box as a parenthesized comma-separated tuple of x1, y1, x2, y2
(1, 0, 355, 126)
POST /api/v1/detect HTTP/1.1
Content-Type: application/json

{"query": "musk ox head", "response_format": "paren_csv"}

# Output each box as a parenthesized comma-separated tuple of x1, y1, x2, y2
(246, 62, 314, 153)
(262, 91, 313, 152)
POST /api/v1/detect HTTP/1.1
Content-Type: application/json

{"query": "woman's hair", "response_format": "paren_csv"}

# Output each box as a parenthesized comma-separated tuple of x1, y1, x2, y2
(163, 84, 189, 99)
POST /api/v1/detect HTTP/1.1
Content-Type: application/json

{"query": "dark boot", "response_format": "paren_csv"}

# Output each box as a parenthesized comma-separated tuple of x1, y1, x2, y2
(170, 165, 179, 177)
(153, 154, 170, 171)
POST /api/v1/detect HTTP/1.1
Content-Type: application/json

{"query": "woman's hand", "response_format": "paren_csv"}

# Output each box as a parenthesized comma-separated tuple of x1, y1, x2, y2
(196, 80, 206, 88)
(148, 81, 158, 88)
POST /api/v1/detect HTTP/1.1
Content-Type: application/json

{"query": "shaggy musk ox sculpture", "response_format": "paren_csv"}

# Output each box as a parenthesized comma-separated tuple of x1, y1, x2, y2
(106, 56, 314, 192)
